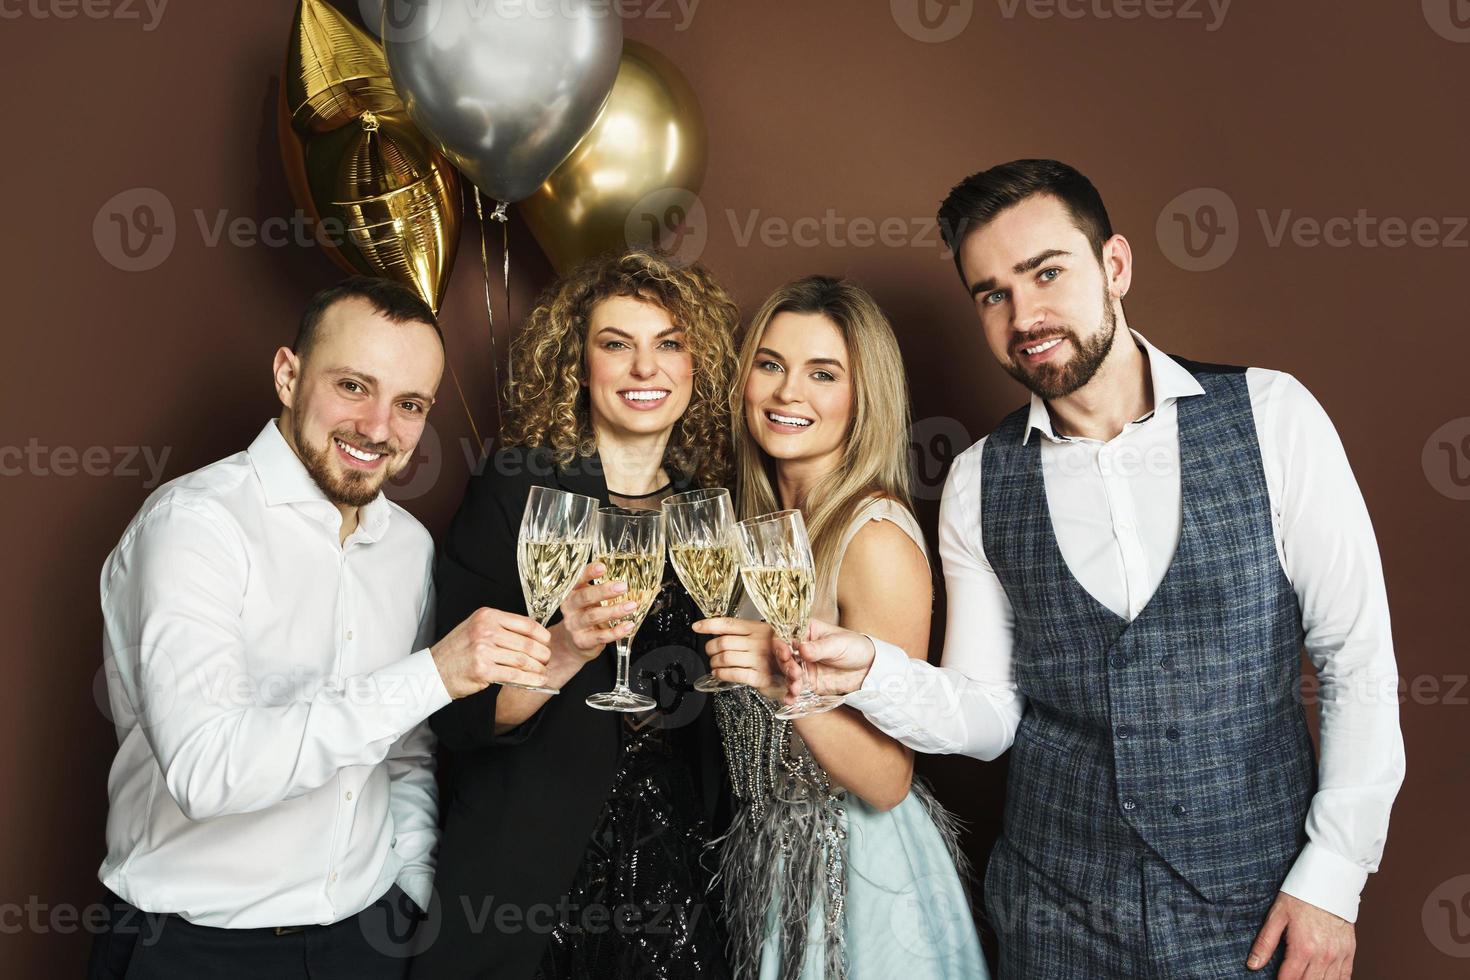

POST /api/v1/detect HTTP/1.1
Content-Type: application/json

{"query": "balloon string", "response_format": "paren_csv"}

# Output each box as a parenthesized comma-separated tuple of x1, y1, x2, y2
(498, 202, 512, 385)
(445, 360, 483, 455)
(473, 187, 506, 446)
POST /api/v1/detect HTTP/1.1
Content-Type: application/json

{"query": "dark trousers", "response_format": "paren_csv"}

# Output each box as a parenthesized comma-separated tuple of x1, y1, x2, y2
(86, 885, 422, 980)
(984, 837, 1289, 979)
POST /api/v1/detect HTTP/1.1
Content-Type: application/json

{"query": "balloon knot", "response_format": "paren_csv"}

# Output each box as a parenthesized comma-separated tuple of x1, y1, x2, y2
(490, 201, 509, 222)
(359, 110, 380, 132)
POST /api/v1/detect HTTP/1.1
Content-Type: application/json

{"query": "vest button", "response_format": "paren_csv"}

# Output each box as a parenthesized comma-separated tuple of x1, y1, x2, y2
(1122, 797, 1138, 812)
(1173, 802, 1187, 817)
(1115, 724, 1132, 739)
(1160, 655, 1176, 671)
(1110, 654, 1127, 668)
(1166, 726, 1181, 741)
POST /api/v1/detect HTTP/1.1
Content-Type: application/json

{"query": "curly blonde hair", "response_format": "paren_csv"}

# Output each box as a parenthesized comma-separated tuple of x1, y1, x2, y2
(502, 249, 741, 488)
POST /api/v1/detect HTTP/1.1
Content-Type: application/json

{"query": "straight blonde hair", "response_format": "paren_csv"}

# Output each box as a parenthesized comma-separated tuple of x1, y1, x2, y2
(732, 276, 915, 602)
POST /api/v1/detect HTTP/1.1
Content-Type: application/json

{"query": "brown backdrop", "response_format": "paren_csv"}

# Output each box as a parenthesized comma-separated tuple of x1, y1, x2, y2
(2, 1, 1467, 974)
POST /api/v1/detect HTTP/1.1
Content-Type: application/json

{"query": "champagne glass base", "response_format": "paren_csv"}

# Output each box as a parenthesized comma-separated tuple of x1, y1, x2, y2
(693, 672, 743, 694)
(774, 693, 845, 720)
(502, 682, 561, 695)
(585, 688, 657, 712)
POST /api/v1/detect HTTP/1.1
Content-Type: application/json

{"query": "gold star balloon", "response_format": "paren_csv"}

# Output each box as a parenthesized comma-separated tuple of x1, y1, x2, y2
(278, 0, 461, 312)
(285, 0, 400, 137)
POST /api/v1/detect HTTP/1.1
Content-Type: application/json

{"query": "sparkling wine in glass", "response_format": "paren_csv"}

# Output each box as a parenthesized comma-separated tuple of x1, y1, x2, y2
(736, 509, 844, 720)
(513, 486, 598, 695)
(663, 488, 743, 694)
(585, 506, 666, 712)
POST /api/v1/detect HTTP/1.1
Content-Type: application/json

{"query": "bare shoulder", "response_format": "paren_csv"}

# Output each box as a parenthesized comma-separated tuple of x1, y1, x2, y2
(838, 511, 929, 594)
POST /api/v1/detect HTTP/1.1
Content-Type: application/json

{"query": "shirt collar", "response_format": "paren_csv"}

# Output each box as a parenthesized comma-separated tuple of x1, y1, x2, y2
(1021, 329, 1206, 445)
(247, 421, 391, 540)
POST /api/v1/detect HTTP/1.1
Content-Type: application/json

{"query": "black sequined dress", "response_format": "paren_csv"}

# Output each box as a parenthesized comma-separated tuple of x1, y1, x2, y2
(533, 558, 732, 980)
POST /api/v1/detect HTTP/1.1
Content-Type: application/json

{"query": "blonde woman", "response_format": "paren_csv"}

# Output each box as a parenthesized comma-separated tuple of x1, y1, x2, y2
(694, 276, 985, 979)
(412, 250, 739, 980)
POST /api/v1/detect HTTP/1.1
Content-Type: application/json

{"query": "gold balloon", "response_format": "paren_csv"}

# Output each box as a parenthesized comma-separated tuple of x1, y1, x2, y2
(278, 1, 461, 313)
(294, 108, 462, 313)
(286, 0, 399, 137)
(518, 41, 707, 273)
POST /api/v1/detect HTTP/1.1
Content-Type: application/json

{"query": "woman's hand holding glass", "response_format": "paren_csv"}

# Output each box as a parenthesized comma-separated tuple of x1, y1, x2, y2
(691, 616, 787, 700)
(547, 561, 639, 666)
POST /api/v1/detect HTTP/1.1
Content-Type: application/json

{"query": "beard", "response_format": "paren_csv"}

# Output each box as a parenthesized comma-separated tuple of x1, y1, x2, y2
(1002, 291, 1118, 401)
(292, 416, 396, 508)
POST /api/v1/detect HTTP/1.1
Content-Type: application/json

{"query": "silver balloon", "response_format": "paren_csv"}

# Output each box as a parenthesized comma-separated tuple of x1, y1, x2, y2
(382, 0, 622, 203)
(357, 0, 384, 36)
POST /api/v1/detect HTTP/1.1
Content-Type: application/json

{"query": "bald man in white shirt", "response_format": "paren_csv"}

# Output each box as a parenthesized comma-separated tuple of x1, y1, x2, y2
(88, 278, 553, 980)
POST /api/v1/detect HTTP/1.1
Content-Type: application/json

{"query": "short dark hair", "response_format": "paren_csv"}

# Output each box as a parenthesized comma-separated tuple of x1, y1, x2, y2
(937, 159, 1114, 282)
(293, 276, 442, 361)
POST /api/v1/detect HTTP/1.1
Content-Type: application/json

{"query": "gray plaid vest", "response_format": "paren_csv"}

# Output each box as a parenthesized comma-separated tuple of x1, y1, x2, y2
(980, 358, 1316, 903)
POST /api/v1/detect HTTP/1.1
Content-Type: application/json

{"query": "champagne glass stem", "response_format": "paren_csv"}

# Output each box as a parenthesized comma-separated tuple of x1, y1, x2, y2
(614, 635, 633, 691)
(790, 629, 818, 700)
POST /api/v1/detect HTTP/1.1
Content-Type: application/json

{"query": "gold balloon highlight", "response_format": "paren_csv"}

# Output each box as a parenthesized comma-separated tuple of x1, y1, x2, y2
(278, 0, 461, 313)
(286, 0, 400, 136)
(519, 41, 707, 273)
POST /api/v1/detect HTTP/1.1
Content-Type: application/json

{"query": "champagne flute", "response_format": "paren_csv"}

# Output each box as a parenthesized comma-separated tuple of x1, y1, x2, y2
(735, 509, 844, 720)
(585, 506, 666, 712)
(513, 486, 598, 695)
(663, 488, 743, 694)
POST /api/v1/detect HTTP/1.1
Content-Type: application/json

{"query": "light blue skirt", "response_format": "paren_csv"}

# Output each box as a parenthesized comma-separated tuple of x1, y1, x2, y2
(756, 788, 989, 979)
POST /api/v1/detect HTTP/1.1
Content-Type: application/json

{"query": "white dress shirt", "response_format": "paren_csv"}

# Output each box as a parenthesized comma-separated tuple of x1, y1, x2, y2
(849, 330, 1405, 923)
(97, 421, 452, 928)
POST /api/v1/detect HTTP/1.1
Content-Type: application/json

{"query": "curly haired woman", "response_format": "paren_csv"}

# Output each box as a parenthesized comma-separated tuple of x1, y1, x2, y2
(410, 250, 740, 980)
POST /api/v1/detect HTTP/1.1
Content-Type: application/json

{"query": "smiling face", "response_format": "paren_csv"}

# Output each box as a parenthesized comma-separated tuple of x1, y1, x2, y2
(584, 294, 694, 445)
(742, 311, 854, 474)
(958, 193, 1129, 400)
(274, 297, 443, 508)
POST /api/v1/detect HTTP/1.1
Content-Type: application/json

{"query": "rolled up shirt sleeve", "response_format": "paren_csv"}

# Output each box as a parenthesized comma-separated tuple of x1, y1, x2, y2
(845, 440, 1024, 760)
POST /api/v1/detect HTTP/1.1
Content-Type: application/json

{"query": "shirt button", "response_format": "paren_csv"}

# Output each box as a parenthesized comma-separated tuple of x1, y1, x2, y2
(330, 871, 338, 883)
(1121, 797, 1138, 812)
(345, 791, 354, 801)
(1173, 802, 1187, 817)
(1160, 655, 1176, 671)
(346, 629, 354, 640)
(1165, 726, 1181, 741)
(1110, 654, 1127, 668)
(1115, 724, 1132, 740)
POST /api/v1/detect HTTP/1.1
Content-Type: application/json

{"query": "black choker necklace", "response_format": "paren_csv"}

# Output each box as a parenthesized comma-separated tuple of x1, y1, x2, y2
(608, 480, 672, 500)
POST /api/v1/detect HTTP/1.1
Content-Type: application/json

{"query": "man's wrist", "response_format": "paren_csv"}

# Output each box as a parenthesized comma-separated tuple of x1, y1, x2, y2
(1279, 841, 1367, 924)
(845, 636, 909, 702)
